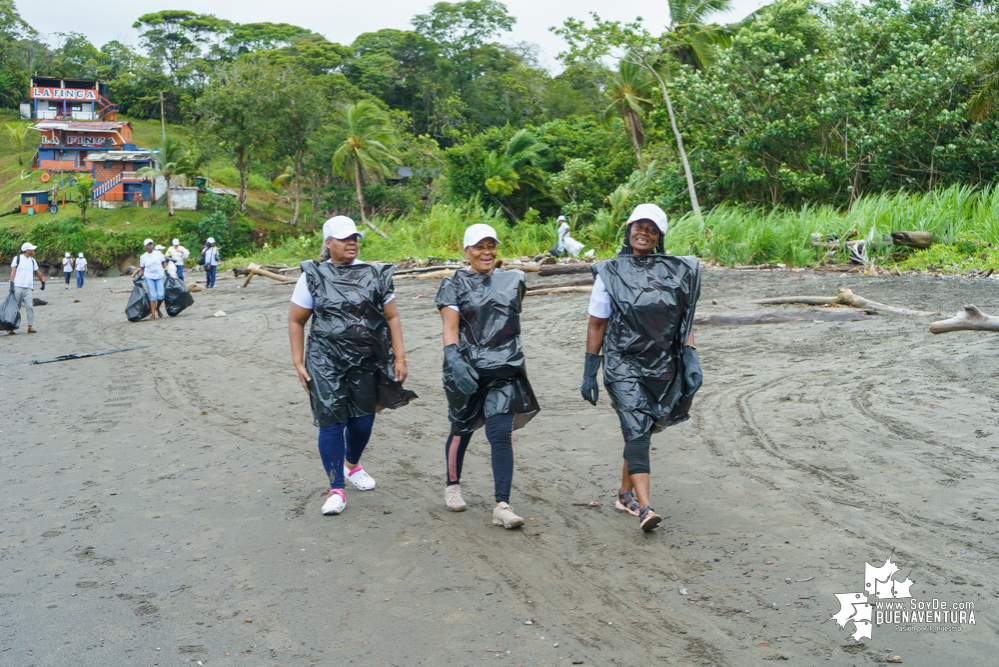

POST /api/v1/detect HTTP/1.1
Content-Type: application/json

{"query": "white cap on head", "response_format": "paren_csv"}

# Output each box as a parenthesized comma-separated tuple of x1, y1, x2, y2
(78, 253, 84, 258)
(463, 223, 500, 249)
(143, 238, 154, 246)
(172, 238, 180, 246)
(65, 252, 71, 257)
(21, 242, 37, 252)
(323, 216, 364, 241)
(154, 244, 165, 250)
(206, 237, 215, 244)
(627, 203, 669, 235)
(557, 215, 566, 222)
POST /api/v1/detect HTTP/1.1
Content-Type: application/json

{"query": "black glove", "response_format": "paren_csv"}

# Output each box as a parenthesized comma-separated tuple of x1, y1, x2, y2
(39, 280, 45, 291)
(682, 346, 702, 393)
(580, 352, 602, 405)
(444, 344, 479, 396)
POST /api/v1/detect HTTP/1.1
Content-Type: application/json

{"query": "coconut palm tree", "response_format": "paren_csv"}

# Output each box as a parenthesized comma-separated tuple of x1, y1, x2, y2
(970, 52, 999, 121)
(482, 129, 548, 220)
(661, 0, 735, 72)
(138, 137, 193, 216)
(332, 101, 400, 239)
(603, 61, 656, 167)
(5, 122, 29, 166)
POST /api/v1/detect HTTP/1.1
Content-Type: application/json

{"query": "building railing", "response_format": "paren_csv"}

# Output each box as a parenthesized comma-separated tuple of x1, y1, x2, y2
(121, 171, 141, 180)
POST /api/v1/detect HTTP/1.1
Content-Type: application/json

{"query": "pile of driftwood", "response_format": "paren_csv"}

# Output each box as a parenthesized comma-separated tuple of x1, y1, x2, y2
(236, 263, 299, 288)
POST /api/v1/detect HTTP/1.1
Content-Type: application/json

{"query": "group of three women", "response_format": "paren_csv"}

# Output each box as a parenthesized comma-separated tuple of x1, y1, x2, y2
(287, 205, 701, 534)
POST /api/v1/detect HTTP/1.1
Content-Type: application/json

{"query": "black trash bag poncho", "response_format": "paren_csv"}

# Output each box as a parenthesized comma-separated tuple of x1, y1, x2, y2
(436, 268, 539, 434)
(593, 254, 701, 441)
(301, 260, 416, 428)
(125, 277, 151, 322)
(0, 285, 20, 331)
(164, 274, 194, 317)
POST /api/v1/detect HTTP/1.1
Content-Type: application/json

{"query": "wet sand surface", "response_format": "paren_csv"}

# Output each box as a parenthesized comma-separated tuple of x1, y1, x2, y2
(2, 268, 998, 666)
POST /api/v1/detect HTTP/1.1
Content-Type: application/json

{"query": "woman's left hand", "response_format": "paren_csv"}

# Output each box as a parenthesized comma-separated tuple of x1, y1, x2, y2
(395, 360, 409, 384)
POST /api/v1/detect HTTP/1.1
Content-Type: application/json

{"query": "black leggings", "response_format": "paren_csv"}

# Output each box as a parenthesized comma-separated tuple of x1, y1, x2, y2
(445, 413, 515, 503)
(624, 434, 652, 476)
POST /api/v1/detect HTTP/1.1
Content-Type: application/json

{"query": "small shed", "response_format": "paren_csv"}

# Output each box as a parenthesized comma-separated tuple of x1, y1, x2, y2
(21, 190, 51, 215)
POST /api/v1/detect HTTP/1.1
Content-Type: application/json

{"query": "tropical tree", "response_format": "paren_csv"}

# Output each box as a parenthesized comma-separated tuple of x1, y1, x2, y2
(482, 128, 548, 220)
(969, 52, 999, 121)
(273, 165, 300, 224)
(332, 100, 401, 238)
(74, 174, 93, 222)
(138, 136, 192, 216)
(602, 61, 655, 167)
(4, 121, 28, 165)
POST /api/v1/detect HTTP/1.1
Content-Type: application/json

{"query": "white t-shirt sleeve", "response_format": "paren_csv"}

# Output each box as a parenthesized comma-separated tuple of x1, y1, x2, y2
(289, 267, 397, 311)
(587, 275, 612, 319)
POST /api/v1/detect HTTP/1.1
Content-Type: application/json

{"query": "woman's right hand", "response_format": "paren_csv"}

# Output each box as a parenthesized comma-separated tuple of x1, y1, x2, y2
(295, 364, 312, 393)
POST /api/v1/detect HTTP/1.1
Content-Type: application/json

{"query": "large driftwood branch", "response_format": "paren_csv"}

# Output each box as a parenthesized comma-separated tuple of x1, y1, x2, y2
(891, 231, 932, 249)
(695, 310, 871, 326)
(538, 264, 593, 277)
(523, 285, 594, 297)
(753, 288, 940, 316)
(929, 305, 999, 334)
(241, 262, 298, 288)
(526, 278, 594, 291)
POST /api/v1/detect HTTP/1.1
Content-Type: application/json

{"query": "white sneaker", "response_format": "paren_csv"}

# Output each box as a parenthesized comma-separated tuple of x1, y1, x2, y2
(492, 502, 525, 529)
(445, 485, 467, 512)
(344, 464, 376, 490)
(322, 489, 346, 515)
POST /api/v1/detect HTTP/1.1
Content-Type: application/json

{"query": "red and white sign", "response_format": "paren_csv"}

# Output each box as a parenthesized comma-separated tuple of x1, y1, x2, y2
(31, 87, 98, 101)
(41, 134, 115, 147)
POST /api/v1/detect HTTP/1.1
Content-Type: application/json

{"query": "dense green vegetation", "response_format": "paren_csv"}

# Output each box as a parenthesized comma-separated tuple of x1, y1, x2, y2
(3, 0, 999, 270)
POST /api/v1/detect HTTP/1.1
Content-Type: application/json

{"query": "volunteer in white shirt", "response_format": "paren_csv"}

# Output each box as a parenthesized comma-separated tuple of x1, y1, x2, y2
(165, 239, 190, 280)
(201, 238, 220, 289)
(138, 239, 167, 320)
(74, 253, 87, 288)
(551, 215, 571, 257)
(8, 242, 45, 334)
(62, 253, 73, 288)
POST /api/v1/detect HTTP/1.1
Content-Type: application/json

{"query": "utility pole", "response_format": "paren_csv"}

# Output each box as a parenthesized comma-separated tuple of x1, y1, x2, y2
(159, 92, 166, 145)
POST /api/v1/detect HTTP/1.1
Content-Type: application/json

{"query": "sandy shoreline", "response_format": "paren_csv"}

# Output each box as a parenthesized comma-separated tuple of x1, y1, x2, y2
(2, 267, 998, 666)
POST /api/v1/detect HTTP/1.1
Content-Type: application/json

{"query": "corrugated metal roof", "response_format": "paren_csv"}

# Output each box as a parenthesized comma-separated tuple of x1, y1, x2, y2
(30, 120, 131, 132)
(86, 151, 153, 161)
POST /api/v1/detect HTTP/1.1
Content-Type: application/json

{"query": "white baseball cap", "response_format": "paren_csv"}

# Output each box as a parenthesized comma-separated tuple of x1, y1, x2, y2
(206, 237, 215, 244)
(627, 203, 669, 235)
(65, 252, 71, 257)
(463, 223, 500, 249)
(21, 242, 37, 252)
(557, 215, 566, 222)
(143, 238, 154, 246)
(78, 253, 84, 258)
(172, 238, 180, 245)
(154, 244, 165, 250)
(323, 216, 364, 240)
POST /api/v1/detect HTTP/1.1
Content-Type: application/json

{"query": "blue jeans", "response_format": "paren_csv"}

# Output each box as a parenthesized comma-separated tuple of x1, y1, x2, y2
(76, 270, 85, 287)
(144, 277, 165, 301)
(175, 265, 184, 280)
(206, 265, 217, 288)
(318, 414, 376, 490)
(64, 271, 72, 285)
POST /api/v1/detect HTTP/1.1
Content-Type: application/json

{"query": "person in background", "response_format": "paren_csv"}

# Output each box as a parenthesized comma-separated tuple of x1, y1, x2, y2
(62, 253, 73, 289)
(8, 242, 45, 334)
(138, 239, 167, 320)
(201, 238, 220, 289)
(550, 215, 571, 258)
(166, 238, 189, 280)
(75, 253, 87, 288)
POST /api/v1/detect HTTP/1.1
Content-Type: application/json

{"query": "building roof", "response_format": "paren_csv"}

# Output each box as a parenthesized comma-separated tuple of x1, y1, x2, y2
(86, 151, 153, 162)
(21, 190, 49, 195)
(30, 120, 131, 133)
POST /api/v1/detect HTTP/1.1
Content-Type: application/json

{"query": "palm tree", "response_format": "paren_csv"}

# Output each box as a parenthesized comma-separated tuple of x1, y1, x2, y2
(138, 137, 193, 216)
(5, 122, 29, 166)
(332, 101, 400, 239)
(482, 129, 548, 221)
(603, 61, 656, 167)
(273, 165, 301, 225)
(969, 52, 999, 121)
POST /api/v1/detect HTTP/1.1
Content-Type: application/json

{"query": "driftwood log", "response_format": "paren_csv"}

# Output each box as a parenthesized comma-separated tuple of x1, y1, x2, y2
(891, 231, 933, 249)
(395, 265, 455, 276)
(526, 278, 594, 291)
(695, 310, 871, 326)
(241, 262, 298, 288)
(538, 264, 593, 277)
(753, 288, 941, 316)
(523, 285, 594, 297)
(929, 305, 999, 334)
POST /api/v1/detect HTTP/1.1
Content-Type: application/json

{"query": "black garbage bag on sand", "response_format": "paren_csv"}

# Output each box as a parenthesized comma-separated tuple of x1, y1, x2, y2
(125, 277, 151, 322)
(0, 284, 20, 331)
(592, 254, 701, 439)
(436, 268, 540, 434)
(301, 260, 417, 428)
(164, 274, 194, 317)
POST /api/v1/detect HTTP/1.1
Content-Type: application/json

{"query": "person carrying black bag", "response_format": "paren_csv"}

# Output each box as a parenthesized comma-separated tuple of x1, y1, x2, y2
(7, 242, 46, 334)
(580, 204, 702, 533)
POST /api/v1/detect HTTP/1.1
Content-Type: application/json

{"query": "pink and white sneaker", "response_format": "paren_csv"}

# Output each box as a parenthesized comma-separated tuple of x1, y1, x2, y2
(322, 489, 346, 515)
(344, 464, 376, 491)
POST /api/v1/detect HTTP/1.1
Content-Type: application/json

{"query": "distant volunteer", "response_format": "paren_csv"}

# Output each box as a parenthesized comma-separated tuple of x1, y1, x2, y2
(551, 215, 571, 257)
(138, 239, 167, 321)
(436, 224, 539, 529)
(62, 253, 73, 288)
(165, 239, 190, 280)
(8, 242, 45, 334)
(580, 204, 702, 533)
(201, 238, 220, 289)
(75, 253, 87, 288)
(288, 216, 416, 516)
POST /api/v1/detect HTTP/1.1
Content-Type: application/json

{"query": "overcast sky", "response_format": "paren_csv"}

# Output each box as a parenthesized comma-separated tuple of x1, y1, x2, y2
(20, 0, 768, 71)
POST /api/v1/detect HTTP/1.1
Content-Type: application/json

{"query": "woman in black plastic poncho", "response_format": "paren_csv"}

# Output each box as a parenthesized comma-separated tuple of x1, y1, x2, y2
(436, 223, 539, 529)
(289, 216, 416, 517)
(580, 204, 702, 532)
